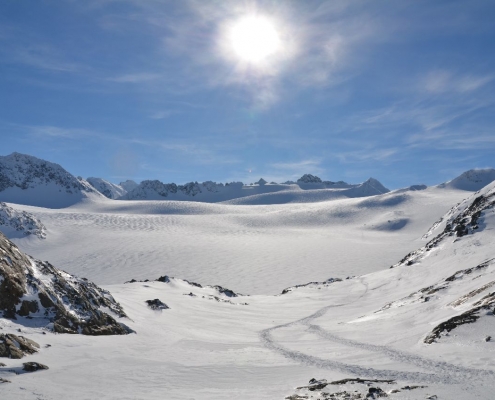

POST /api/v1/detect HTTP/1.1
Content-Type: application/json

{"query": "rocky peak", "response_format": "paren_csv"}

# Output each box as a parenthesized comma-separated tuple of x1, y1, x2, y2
(297, 174, 323, 184)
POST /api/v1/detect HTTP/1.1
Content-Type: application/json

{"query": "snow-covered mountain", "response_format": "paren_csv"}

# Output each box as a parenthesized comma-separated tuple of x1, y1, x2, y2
(121, 175, 389, 204)
(119, 179, 138, 193)
(438, 168, 495, 191)
(86, 177, 127, 199)
(0, 153, 103, 208)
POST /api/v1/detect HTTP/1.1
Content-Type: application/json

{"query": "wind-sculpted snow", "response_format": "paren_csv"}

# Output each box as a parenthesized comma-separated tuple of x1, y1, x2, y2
(0, 203, 46, 239)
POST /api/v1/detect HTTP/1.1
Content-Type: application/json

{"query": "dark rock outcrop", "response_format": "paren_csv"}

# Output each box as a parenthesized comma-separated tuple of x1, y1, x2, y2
(22, 362, 49, 372)
(0, 232, 131, 336)
(0, 334, 39, 359)
(145, 299, 169, 310)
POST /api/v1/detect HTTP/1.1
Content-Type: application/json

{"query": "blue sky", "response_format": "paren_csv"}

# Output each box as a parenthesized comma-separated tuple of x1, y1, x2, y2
(1, 0, 494, 188)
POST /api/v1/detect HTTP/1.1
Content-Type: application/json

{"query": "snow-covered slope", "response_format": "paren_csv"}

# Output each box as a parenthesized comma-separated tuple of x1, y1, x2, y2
(0, 153, 104, 208)
(87, 177, 127, 199)
(438, 168, 495, 191)
(10, 185, 470, 295)
(2, 182, 495, 399)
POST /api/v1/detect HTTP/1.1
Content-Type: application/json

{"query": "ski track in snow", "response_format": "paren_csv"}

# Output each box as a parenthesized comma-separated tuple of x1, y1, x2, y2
(260, 285, 495, 386)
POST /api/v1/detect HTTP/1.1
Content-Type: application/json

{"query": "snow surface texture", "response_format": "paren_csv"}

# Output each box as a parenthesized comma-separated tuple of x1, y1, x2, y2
(0, 202, 46, 239)
(2, 182, 495, 398)
(2, 155, 495, 398)
(10, 185, 471, 295)
(0, 153, 103, 208)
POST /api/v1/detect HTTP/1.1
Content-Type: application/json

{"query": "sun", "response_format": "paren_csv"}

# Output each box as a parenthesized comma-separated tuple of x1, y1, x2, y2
(229, 16, 281, 64)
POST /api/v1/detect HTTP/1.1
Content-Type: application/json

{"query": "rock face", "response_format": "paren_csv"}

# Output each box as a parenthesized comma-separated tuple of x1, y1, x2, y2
(0, 202, 46, 239)
(0, 231, 130, 335)
(0, 334, 39, 359)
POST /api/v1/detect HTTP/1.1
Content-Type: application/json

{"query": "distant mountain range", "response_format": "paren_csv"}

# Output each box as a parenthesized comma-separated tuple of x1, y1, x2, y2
(0, 152, 494, 209)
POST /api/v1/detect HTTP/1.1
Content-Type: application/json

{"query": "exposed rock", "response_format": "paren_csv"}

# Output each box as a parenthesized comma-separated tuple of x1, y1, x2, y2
(297, 174, 322, 184)
(145, 299, 169, 310)
(0, 231, 131, 336)
(330, 378, 395, 385)
(394, 188, 495, 269)
(424, 305, 488, 344)
(0, 334, 39, 359)
(0, 377, 11, 383)
(281, 278, 342, 295)
(208, 285, 240, 297)
(0, 203, 46, 239)
(22, 362, 49, 372)
(366, 387, 388, 398)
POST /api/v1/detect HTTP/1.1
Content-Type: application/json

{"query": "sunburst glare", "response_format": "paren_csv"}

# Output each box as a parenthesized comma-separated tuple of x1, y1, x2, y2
(229, 16, 281, 64)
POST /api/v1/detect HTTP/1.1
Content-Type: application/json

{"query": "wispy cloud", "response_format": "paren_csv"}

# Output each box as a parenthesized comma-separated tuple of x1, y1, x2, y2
(87, 0, 385, 109)
(1, 39, 85, 73)
(422, 70, 493, 94)
(24, 125, 97, 139)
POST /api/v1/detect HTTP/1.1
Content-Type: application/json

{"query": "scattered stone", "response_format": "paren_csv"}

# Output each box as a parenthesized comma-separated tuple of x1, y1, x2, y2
(0, 377, 11, 383)
(426, 396, 437, 400)
(401, 386, 427, 390)
(22, 362, 49, 372)
(297, 378, 328, 391)
(184, 292, 196, 297)
(285, 395, 308, 400)
(145, 299, 169, 310)
(330, 378, 395, 385)
(366, 387, 387, 398)
(0, 362, 6, 366)
(485, 335, 491, 342)
(0, 334, 39, 359)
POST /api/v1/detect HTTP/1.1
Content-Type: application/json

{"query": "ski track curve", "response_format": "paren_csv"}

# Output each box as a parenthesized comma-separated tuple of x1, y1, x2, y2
(260, 296, 495, 385)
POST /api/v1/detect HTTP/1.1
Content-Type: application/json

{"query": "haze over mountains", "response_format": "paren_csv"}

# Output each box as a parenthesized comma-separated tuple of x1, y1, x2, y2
(2, 152, 495, 399)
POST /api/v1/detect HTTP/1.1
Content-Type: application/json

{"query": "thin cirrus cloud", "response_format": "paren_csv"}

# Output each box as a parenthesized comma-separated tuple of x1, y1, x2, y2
(422, 70, 493, 94)
(96, 0, 380, 109)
